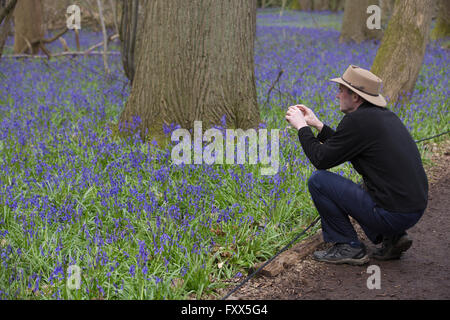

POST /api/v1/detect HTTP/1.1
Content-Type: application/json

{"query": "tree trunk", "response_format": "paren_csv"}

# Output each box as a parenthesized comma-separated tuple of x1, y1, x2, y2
(371, 0, 433, 106)
(313, 0, 329, 11)
(431, 0, 450, 40)
(119, 0, 139, 83)
(297, 0, 312, 11)
(13, 0, 43, 54)
(340, 0, 382, 43)
(119, 0, 260, 144)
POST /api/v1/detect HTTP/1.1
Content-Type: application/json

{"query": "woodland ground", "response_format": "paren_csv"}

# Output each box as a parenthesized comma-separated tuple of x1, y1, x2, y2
(217, 138, 450, 300)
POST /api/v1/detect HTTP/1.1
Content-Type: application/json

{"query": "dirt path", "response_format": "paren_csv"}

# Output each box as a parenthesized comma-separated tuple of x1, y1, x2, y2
(219, 139, 450, 300)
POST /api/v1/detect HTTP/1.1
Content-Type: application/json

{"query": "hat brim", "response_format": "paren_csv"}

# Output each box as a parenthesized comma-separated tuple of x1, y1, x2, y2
(330, 77, 387, 107)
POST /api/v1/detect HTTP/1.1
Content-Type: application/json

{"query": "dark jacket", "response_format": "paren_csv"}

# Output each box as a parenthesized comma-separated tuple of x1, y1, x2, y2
(298, 102, 428, 213)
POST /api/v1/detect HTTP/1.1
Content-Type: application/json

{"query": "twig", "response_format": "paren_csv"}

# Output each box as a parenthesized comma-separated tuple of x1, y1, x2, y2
(74, 29, 80, 51)
(85, 33, 119, 54)
(16, 31, 33, 54)
(265, 69, 284, 106)
(38, 42, 51, 59)
(59, 37, 70, 51)
(41, 27, 69, 44)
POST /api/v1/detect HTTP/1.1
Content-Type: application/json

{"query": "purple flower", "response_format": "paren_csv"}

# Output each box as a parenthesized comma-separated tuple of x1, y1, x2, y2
(129, 264, 136, 278)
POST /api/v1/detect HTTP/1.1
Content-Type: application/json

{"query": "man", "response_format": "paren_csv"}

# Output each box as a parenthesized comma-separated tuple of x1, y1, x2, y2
(285, 65, 428, 265)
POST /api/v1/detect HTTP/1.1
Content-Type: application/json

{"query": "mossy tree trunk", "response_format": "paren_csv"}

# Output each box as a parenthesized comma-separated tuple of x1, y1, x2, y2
(119, 0, 260, 144)
(431, 0, 450, 40)
(340, 0, 382, 43)
(13, 0, 43, 54)
(371, 0, 433, 106)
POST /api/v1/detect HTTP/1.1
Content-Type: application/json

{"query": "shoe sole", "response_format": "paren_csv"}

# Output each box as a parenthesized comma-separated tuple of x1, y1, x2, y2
(313, 254, 370, 266)
(372, 237, 413, 261)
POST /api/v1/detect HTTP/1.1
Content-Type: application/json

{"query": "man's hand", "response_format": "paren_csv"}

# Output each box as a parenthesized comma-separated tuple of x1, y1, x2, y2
(296, 105, 324, 132)
(285, 105, 307, 130)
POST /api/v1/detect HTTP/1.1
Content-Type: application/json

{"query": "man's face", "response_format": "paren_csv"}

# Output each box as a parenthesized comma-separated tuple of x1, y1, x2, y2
(336, 85, 359, 114)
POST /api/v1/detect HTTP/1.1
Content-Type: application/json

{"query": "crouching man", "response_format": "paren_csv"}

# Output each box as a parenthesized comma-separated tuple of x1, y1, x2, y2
(285, 65, 428, 265)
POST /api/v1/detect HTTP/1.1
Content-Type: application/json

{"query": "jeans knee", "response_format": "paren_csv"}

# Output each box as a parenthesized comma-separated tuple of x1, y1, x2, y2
(307, 170, 328, 191)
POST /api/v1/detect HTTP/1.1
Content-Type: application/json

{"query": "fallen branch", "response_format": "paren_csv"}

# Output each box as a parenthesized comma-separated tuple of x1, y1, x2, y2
(18, 27, 69, 55)
(85, 33, 119, 54)
(248, 231, 323, 278)
(2, 51, 121, 58)
(42, 28, 69, 44)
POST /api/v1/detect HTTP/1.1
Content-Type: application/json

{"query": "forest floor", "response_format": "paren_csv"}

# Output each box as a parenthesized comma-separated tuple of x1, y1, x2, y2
(216, 138, 450, 300)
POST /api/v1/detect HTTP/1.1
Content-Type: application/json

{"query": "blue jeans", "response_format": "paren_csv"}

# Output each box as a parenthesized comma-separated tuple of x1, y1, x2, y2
(307, 170, 424, 245)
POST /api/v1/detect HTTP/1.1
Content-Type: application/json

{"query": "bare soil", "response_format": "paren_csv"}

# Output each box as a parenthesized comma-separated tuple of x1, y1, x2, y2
(217, 139, 450, 300)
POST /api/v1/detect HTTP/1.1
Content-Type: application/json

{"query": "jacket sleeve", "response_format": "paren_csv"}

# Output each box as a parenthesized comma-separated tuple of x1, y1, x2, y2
(317, 124, 335, 143)
(297, 115, 366, 170)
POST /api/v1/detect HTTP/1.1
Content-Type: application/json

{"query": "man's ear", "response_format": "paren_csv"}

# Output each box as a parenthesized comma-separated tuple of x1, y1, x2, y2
(352, 92, 361, 103)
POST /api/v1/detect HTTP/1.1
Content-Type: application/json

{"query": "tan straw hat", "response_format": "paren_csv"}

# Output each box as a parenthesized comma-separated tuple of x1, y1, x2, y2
(330, 65, 387, 107)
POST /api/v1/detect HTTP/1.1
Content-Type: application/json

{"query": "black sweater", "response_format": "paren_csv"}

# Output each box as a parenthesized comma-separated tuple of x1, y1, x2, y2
(298, 102, 428, 213)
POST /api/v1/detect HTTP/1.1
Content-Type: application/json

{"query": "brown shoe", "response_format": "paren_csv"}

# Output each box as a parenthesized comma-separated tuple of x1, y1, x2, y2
(371, 233, 412, 260)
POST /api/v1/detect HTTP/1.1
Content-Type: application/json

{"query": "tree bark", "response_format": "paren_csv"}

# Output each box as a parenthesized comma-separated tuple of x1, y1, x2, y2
(371, 0, 433, 106)
(431, 0, 450, 40)
(313, 0, 329, 11)
(119, 0, 260, 144)
(119, 0, 140, 83)
(296, 0, 312, 11)
(340, 0, 382, 43)
(13, 0, 43, 54)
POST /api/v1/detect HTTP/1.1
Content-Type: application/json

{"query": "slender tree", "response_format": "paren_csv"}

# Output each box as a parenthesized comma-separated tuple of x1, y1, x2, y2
(371, 0, 433, 105)
(340, 0, 382, 43)
(119, 0, 260, 144)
